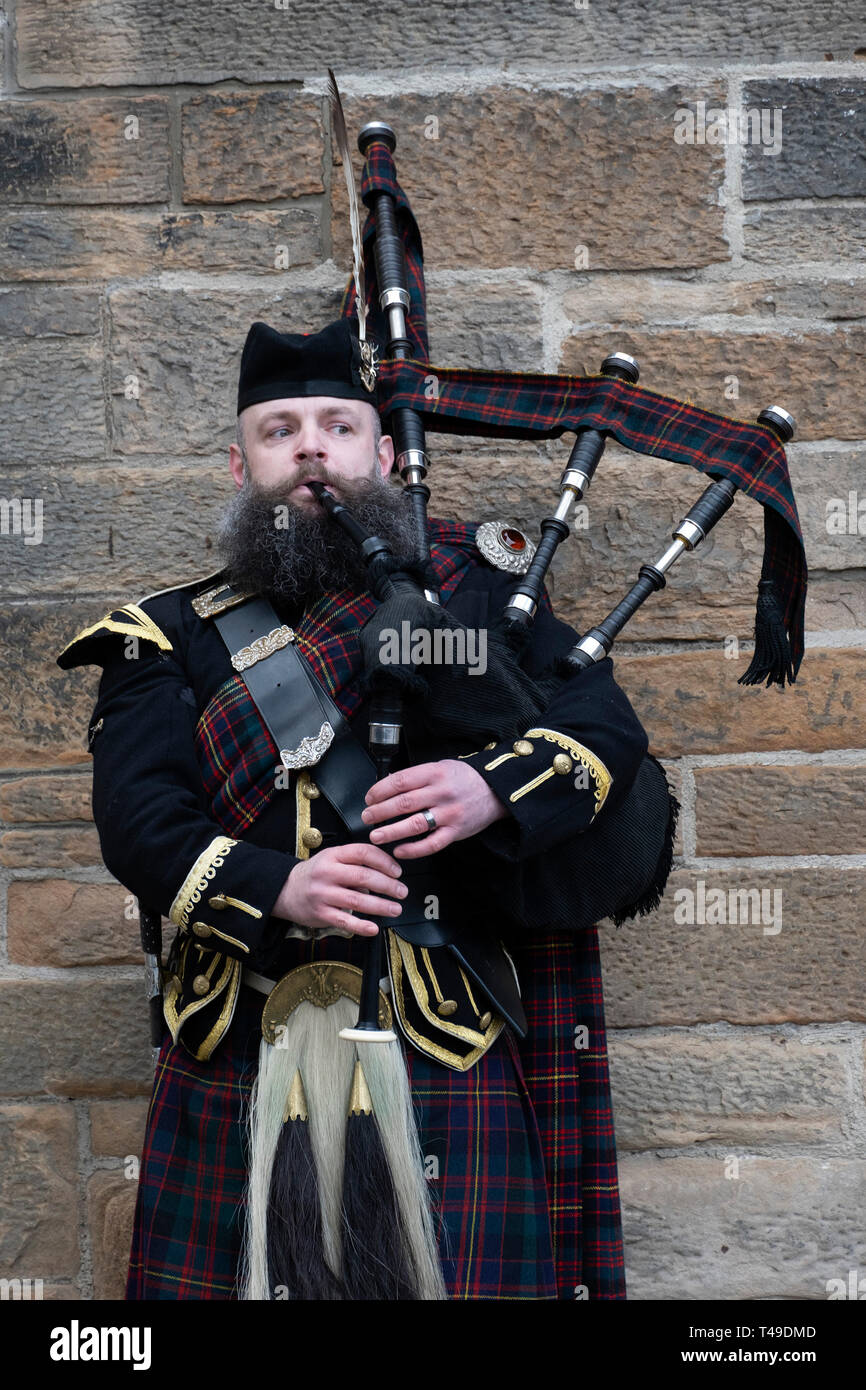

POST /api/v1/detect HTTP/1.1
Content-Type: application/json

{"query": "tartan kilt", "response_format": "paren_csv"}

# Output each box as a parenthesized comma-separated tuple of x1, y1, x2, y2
(126, 928, 625, 1301)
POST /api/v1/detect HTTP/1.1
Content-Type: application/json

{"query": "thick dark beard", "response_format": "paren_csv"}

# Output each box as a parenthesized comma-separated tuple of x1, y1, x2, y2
(216, 464, 422, 609)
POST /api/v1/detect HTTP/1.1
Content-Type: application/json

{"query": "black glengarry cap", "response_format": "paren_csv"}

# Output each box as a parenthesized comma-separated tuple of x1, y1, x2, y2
(237, 318, 378, 415)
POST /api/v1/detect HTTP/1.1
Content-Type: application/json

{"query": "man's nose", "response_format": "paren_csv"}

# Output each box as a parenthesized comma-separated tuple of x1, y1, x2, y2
(293, 422, 328, 461)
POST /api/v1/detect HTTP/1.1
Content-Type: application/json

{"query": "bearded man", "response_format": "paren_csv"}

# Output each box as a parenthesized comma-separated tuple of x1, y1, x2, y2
(57, 316, 652, 1301)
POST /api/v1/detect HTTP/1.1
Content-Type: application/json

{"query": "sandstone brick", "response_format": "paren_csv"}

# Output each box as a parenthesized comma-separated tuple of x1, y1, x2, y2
(619, 1155, 866, 1299)
(694, 764, 866, 857)
(804, 571, 866, 631)
(0, 286, 100, 337)
(609, 1032, 850, 1151)
(333, 88, 727, 272)
(601, 866, 864, 1028)
(87, 1171, 137, 1300)
(743, 205, 866, 266)
(559, 326, 866, 442)
(0, 979, 153, 1097)
(563, 274, 866, 327)
(0, 210, 156, 282)
(7, 880, 141, 966)
(615, 648, 866, 757)
(0, 1102, 78, 1276)
(426, 281, 543, 372)
(0, 826, 102, 870)
(16, 1, 862, 85)
(89, 1099, 149, 1159)
(0, 463, 235, 599)
(107, 285, 342, 455)
(181, 92, 324, 203)
(742, 79, 866, 201)
(0, 602, 102, 770)
(0, 97, 169, 204)
(0, 338, 105, 460)
(156, 207, 321, 271)
(0, 774, 93, 823)
(0, 207, 321, 282)
(748, 277, 866, 322)
(788, 447, 866, 572)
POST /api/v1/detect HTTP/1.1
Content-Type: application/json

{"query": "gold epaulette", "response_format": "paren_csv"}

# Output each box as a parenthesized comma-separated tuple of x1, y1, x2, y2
(56, 604, 174, 670)
(56, 568, 227, 670)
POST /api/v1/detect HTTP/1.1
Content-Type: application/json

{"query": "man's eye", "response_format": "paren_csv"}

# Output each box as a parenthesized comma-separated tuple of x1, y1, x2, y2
(332, 423, 351, 435)
(271, 427, 290, 438)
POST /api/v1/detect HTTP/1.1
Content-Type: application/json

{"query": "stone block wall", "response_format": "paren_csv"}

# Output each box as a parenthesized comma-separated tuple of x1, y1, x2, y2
(0, 1, 863, 1300)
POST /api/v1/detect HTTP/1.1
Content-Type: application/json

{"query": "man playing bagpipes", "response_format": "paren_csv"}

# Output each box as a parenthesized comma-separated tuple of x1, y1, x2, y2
(55, 86, 807, 1302)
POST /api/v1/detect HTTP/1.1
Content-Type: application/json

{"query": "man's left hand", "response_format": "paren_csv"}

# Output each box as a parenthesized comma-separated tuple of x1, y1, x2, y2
(361, 760, 508, 858)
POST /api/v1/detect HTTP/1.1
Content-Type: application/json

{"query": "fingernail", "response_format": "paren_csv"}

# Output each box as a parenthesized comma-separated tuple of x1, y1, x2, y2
(397, 885, 408, 897)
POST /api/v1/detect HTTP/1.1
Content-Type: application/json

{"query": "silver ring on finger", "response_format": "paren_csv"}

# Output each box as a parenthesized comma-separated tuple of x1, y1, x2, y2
(422, 808, 437, 831)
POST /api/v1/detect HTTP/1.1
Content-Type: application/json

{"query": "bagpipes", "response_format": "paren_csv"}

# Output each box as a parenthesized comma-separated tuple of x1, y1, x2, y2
(316, 85, 803, 984)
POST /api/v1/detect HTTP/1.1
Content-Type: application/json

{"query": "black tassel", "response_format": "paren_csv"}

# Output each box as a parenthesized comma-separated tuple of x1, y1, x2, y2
(738, 578, 796, 688)
(612, 754, 680, 925)
(340, 1062, 418, 1301)
(266, 1076, 345, 1301)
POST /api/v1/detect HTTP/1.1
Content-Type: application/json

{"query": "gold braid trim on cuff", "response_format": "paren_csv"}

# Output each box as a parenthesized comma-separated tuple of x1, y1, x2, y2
(518, 727, 613, 814)
(169, 835, 239, 929)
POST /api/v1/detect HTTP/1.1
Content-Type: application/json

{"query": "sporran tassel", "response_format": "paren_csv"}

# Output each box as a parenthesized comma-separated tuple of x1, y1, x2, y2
(355, 1038, 447, 1300)
(340, 1059, 418, 1300)
(265, 1070, 344, 1300)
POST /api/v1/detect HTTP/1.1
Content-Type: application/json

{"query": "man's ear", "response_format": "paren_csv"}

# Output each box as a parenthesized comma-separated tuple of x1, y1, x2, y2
(377, 431, 395, 478)
(229, 443, 245, 490)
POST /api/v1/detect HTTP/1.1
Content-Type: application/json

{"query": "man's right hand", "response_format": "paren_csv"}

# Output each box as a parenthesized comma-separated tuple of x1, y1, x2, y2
(271, 842, 408, 936)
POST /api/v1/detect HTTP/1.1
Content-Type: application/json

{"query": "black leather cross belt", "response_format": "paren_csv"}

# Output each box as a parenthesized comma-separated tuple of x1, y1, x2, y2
(213, 595, 377, 834)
